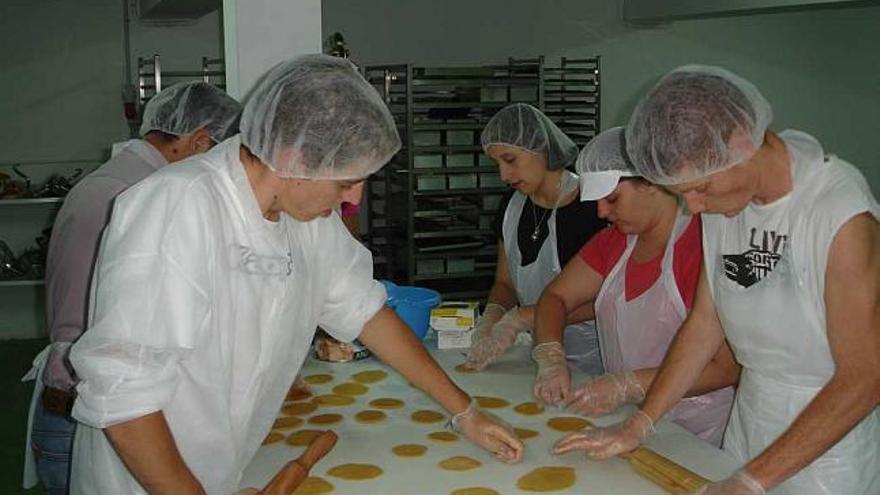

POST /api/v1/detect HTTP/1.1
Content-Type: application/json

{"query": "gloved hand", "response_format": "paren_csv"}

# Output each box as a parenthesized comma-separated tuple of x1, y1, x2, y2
(695, 470, 765, 495)
(552, 409, 654, 459)
(532, 341, 570, 406)
(451, 399, 524, 463)
(565, 371, 645, 416)
(464, 304, 528, 370)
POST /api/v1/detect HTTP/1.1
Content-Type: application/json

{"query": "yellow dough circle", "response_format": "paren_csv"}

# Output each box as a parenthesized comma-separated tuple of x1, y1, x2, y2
(392, 444, 428, 457)
(514, 428, 540, 440)
(450, 489, 500, 495)
(546, 416, 590, 432)
(427, 431, 459, 442)
(454, 364, 479, 374)
(411, 410, 446, 423)
(282, 402, 319, 416)
(291, 476, 335, 495)
(516, 466, 576, 492)
(272, 416, 304, 430)
(351, 370, 387, 384)
(369, 397, 405, 409)
(286, 387, 313, 402)
(513, 402, 545, 416)
(285, 429, 326, 447)
(355, 410, 387, 424)
(312, 394, 356, 407)
(438, 456, 482, 471)
(326, 463, 384, 480)
(303, 374, 334, 385)
(262, 431, 284, 445)
(474, 396, 509, 409)
(308, 413, 344, 425)
(332, 382, 369, 396)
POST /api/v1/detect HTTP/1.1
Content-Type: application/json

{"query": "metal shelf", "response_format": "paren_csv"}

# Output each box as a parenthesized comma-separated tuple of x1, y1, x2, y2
(413, 229, 493, 239)
(0, 279, 45, 287)
(0, 197, 64, 206)
(414, 187, 508, 197)
(413, 270, 495, 281)
(364, 55, 600, 298)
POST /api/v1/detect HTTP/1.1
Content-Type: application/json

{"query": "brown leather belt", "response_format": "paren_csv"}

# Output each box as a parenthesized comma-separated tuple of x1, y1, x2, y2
(41, 386, 74, 417)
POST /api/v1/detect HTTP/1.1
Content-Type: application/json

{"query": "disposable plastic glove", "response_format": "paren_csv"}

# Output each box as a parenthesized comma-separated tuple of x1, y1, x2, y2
(465, 304, 527, 370)
(451, 399, 524, 463)
(532, 341, 570, 406)
(552, 409, 655, 459)
(695, 470, 765, 495)
(565, 371, 645, 416)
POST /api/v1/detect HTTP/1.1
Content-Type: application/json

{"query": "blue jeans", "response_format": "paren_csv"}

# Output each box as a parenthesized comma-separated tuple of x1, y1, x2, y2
(31, 398, 76, 495)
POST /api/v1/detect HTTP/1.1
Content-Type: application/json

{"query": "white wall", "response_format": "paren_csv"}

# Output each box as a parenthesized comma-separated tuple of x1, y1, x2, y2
(223, 0, 322, 98)
(0, 0, 223, 339)
(324, 0, 880, 193)
(0, 0, 223, 166)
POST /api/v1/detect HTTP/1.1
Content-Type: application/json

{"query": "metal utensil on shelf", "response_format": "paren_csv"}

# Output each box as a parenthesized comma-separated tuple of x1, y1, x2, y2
(0, 241, 25, 279)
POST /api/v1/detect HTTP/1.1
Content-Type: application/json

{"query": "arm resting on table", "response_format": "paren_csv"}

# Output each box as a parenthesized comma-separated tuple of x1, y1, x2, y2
(640, 265, 729, 423)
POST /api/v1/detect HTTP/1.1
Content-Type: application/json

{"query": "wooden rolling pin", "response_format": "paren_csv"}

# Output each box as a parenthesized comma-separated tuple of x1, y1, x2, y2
(621, 447, 709, 494)
(261, 430, 338, 495)
(581, 419, 709, 493)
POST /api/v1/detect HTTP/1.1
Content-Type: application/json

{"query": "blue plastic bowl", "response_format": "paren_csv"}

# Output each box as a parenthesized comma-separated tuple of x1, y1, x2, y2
(380, 280, 441, 340)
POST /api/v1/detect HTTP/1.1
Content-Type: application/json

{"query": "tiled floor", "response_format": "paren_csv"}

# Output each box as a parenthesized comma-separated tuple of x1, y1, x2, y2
(1, 338, 48, 494)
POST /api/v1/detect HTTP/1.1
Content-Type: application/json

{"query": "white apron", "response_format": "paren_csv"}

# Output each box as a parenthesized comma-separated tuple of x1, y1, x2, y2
(594, 211, 734, 446)
(709, 153, 879, 494)
(503, 171, 603, 375)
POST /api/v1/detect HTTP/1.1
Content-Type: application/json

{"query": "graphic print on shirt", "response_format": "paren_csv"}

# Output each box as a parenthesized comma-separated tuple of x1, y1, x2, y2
(722, 227, 788, 288)
(236, 245, 293, 277)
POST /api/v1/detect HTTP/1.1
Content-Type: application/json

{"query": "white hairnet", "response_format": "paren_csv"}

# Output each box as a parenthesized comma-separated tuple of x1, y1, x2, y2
(140, 81, 241, 143)
(626, 65, 773, 185)
(576, 127, 638, 201)
(481, 103, 577, 171)
(240, 54, 401, 179)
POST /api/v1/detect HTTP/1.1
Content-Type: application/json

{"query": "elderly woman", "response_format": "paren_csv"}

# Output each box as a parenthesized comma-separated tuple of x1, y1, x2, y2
(68, 55, 522, 495)
(558, 65, 879, 495)
(533, 127, 737, 446)
(464, 104, 606, 381)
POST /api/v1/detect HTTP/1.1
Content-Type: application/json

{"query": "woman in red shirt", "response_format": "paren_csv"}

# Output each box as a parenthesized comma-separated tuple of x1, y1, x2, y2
(534, 127, 739, 446)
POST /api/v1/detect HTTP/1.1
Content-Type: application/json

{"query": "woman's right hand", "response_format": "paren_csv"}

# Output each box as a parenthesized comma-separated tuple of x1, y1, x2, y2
(464, 303, 514, 370)
(532, 341, 571, 406)
(565, 371, 645, 416)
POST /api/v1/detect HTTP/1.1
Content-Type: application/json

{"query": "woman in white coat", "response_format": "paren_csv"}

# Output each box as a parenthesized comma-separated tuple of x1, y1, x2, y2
(68, 55, 522, 495)
(464, 104, 606, 377)
(535, 127, 737, 446)
(564, 65, 879, 495)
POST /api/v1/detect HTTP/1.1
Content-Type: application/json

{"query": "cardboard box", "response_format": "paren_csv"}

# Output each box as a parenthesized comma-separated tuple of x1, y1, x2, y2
(431, 301, 478, 331)
(437, 327, 474, 349)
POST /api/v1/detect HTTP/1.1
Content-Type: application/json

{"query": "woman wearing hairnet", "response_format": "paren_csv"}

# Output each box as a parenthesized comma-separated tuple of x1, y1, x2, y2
(67, 55, 522, 495)
(536, 127, 737, 446)
(22, 81, 241, 495)
(563, 66, 879, 495)
(463, 104, 606, 384)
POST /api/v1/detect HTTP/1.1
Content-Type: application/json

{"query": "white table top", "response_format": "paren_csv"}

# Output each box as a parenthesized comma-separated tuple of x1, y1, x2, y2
(240, 342, 738, 494)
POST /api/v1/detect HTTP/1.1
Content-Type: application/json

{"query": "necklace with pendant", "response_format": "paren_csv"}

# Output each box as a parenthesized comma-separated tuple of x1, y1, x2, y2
(530, 202, 550, 242)
(529, 174, 568, 242)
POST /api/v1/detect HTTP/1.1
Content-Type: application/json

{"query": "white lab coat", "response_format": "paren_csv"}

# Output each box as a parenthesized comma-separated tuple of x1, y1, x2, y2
(594, 211, 733, 446)
(503, 171, 603, 375)
(68, 136, 386, 494)
(705, 130, 879, 494)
